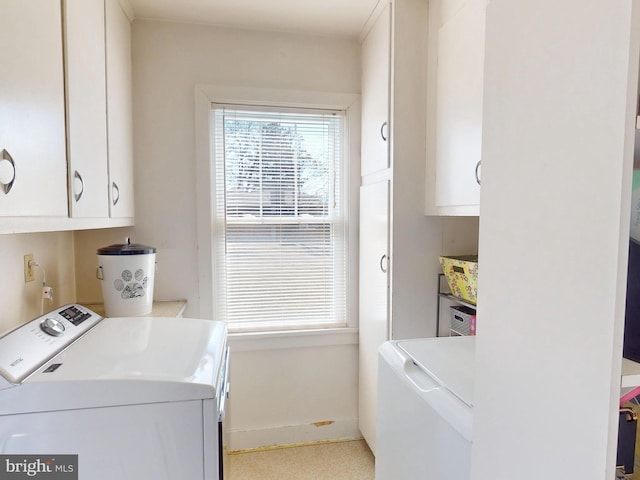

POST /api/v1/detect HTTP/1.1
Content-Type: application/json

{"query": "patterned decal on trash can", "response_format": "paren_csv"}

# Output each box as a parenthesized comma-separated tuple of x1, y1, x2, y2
(112, 268, 149, 299)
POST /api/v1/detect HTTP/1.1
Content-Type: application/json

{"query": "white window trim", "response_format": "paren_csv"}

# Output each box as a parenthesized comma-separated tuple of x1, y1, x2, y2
(194, 85, 361, 339)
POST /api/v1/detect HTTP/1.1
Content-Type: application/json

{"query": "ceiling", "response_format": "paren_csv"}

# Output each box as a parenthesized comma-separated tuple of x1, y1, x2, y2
(127, 0, 381, 38)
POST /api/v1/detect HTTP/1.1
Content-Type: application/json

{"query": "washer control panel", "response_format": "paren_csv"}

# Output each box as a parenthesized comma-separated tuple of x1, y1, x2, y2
(0, 304, 102, 384)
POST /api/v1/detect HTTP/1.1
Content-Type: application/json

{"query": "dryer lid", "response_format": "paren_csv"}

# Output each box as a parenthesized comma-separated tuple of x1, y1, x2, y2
(396, 336, 475, 408)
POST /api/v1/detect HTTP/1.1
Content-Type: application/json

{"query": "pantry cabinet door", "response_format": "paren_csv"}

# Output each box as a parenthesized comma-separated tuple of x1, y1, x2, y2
(65, 0, 110, 218)
(361, 3, 391, 177)
(106, 0, 135, 219)
(0, 0, 68, 217)
(358, 179, 390, 454)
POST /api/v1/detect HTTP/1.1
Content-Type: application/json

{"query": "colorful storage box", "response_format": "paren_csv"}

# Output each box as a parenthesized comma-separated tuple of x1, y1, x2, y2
(449, 305, 477, 336)
(439, 255, 478, 305)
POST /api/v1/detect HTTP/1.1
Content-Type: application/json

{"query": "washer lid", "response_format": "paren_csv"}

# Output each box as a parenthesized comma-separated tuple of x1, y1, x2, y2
(1, 317, 227, 414)
(396, 336, 475, 407)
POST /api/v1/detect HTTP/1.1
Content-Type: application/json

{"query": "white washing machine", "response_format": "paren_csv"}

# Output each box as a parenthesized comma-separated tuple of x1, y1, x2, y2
(376, 336, 474, 480)
(0, 304, 229, 480)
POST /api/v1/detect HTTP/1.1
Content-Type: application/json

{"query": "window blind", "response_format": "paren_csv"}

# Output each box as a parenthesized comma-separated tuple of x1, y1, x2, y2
(212, 105, 347, 332)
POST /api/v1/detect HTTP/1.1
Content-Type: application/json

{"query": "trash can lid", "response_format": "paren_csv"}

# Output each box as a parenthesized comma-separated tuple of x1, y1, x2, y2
(97, 237, 156, 255)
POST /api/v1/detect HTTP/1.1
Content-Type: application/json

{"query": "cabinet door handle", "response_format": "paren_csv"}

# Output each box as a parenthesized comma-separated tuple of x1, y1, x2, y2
(475, 160, 482, 186)
(0, 149, 16, 194)
(73, 170, 84, 202)
(380, 254, 388, 273)
(112, 181, 120, 206)
(380, 121, 388, 142)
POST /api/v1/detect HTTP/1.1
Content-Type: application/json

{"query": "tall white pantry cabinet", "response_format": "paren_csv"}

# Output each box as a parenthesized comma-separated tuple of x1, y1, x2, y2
(358, 0, 445, 454)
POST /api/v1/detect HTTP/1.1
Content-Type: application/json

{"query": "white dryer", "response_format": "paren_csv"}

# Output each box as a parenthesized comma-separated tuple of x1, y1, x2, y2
(0, 304, 229, 480)
(376, 336, 474, 480)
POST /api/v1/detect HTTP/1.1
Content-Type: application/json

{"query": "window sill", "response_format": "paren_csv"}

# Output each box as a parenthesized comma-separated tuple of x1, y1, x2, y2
(228, 327, 359, 352)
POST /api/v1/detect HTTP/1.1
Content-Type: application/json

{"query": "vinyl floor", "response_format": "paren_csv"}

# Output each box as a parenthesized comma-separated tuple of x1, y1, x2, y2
(225, 439, 374, 480)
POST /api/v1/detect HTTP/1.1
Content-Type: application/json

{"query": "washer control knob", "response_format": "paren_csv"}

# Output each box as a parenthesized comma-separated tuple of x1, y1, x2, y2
(40, 318, 65, 337)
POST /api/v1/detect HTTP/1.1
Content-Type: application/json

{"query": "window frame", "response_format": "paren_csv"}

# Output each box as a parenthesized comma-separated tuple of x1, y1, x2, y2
(194, 85, 360, 337)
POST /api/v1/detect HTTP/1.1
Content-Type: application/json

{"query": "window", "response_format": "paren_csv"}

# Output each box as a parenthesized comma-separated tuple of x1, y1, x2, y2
(212, 105, 347, 332)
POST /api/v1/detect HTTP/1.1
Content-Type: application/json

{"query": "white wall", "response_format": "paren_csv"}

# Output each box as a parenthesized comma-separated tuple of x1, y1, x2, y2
(227, 339, 359, 450)
(73, 20, 362, 450)
(0, 232, 76, 334)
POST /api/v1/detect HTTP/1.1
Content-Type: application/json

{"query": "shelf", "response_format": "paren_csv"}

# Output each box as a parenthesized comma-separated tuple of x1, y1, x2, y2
(438, 293, 477, 310)
(437, 273, 477, 337)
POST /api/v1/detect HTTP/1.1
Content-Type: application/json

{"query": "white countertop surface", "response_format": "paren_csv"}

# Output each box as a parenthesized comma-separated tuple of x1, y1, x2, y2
(82, 300, 187, 318)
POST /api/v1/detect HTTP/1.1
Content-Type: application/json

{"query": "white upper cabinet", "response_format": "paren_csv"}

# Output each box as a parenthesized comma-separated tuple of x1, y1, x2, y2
(64, 0, 110, 218)
(360, 3, 391, 178)
(0, 1, 68, 217)
(106, 0, 135, 219)
(426, 0, 486, 216)
(0, 0, 135, 232)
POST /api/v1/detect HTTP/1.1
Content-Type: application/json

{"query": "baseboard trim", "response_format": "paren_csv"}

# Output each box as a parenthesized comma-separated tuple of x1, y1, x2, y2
(228, 436, 365, 455)
(227, 418, 361, 452)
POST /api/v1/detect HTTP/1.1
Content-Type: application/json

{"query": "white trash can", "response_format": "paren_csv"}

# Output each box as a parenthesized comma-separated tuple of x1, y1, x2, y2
(96, 238, 157, 317)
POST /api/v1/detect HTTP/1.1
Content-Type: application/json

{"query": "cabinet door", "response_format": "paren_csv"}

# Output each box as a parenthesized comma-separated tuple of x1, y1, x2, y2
(64, 0, 110, 218)
(435, 0, 485, 209)
(361, 3, 391, 177)
(358, 180, 389, 454)
(106, 0, 135, 218)
(0, 0, 67, 217)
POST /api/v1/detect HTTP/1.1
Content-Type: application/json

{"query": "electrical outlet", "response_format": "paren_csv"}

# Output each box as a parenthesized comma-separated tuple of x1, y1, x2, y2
(24, 254, 34, 283)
